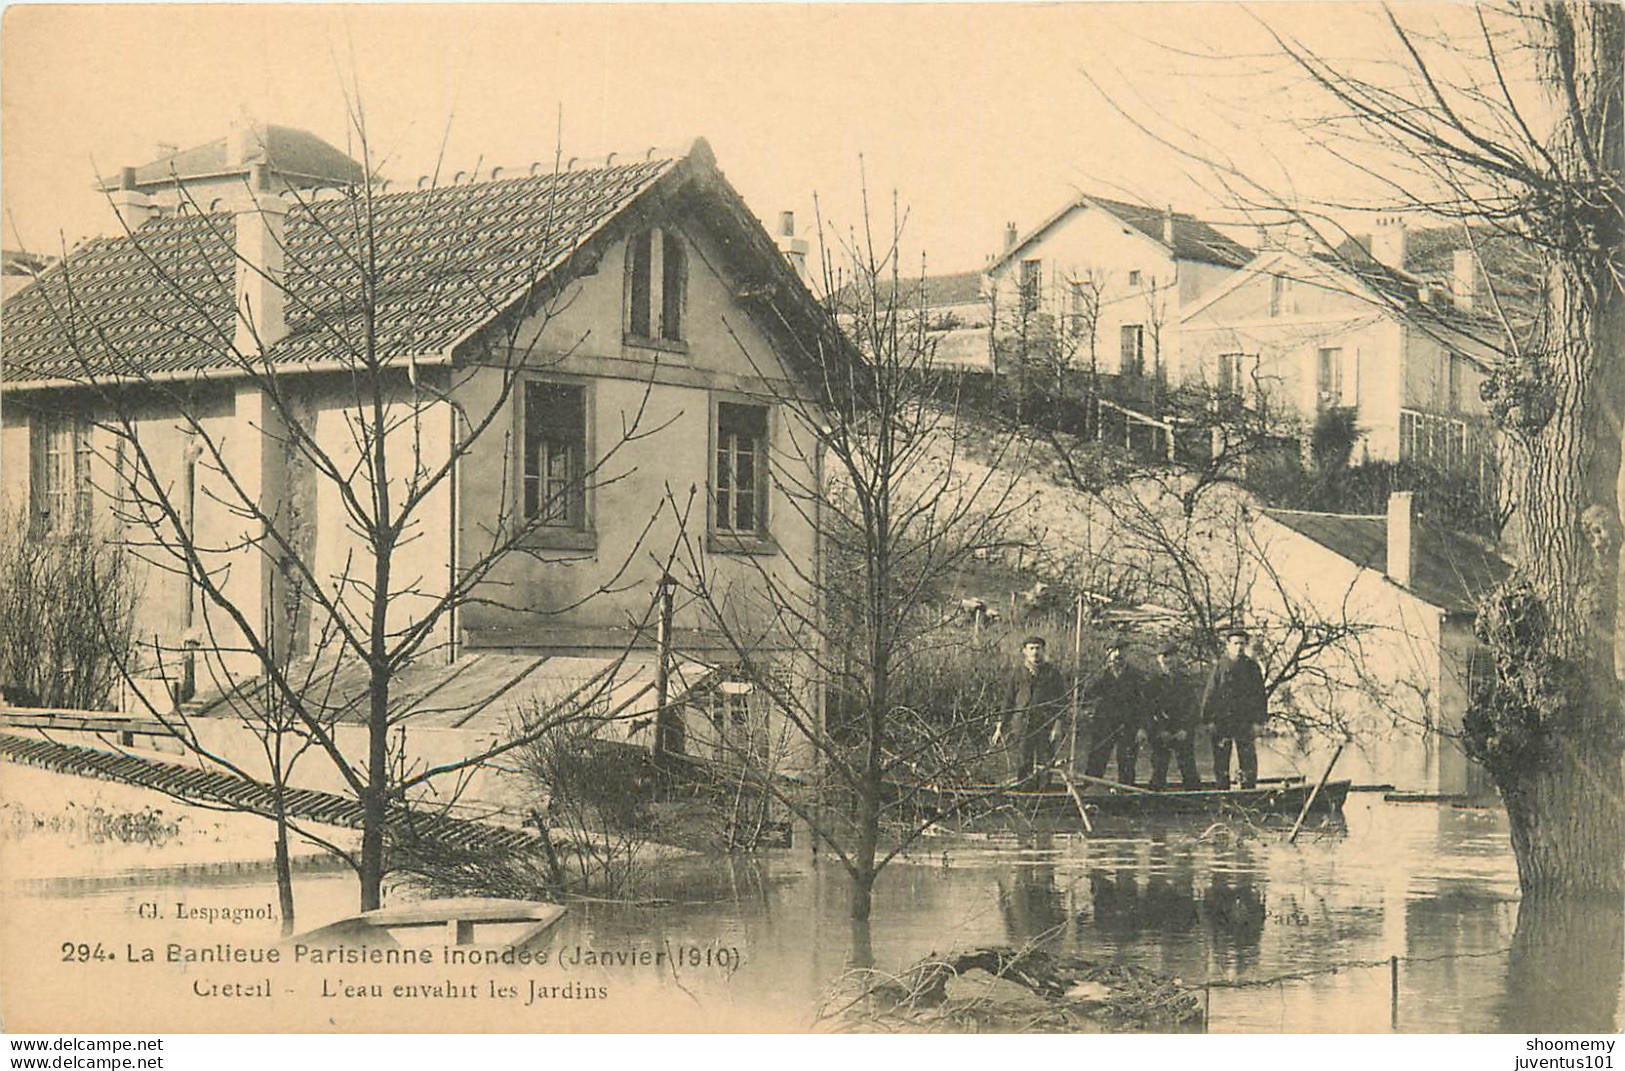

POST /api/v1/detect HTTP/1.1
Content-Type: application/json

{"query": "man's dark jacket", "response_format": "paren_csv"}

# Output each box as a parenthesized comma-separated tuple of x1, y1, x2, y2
(1148, 667, 1199, 738)
(1199, 654, 1267, 735)
(1004, 662, 1070, 740)
(1083, 662, 1147, 731)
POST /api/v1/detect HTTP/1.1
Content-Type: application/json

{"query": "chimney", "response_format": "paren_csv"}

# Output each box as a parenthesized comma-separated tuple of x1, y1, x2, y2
(233, 163, 288, 355)
(226, 122, 263, 168)
(109, 167, 155, 233)
(1386, 491, 1416, 588)
(1370, 216, 1407, 271)
(1004, 221, 1018, 251)
(1162, 206, 1175, 246)
(775, 210, 809, 282)
(1451, 249, 1476, 311)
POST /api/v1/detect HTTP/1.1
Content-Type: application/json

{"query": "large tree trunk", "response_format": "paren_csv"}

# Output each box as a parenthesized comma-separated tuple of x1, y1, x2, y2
(1501, 730, 1625, 897)
(1485, 249, 1625, 898)
(1481, 5, 1625, 897)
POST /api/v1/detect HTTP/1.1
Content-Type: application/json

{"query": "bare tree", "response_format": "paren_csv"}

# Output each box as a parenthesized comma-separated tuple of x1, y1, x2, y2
(667, 192, 1030, 929)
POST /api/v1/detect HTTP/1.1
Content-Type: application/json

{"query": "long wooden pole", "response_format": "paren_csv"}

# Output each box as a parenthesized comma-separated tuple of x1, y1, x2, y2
(1288, 739, 1346, 843)
(1069, 770, 1157, 796)
(1058, 770, 1094, 833)
(1070, 594, 1084, 770)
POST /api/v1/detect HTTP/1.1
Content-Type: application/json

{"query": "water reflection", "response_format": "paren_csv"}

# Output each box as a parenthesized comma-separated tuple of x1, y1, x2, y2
(9, 794, 1617, 1033)
(1503, 896, 1624, 1033)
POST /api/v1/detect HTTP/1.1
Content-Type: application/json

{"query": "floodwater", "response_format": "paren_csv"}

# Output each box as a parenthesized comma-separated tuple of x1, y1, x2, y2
(3, 766, 1621, 1033)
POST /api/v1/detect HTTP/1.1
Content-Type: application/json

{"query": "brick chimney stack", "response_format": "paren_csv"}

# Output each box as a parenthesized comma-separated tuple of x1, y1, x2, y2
(1386, 491, 1416, 588)
(233, 163, 288, 356)
(1004, 222, 1018, 252)
(109, 167, 155, 233)
(1162, 206, 1175, 246)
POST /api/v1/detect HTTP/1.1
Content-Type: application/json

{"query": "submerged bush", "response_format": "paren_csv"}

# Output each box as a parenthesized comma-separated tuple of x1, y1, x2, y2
(0, 509, 138, 710)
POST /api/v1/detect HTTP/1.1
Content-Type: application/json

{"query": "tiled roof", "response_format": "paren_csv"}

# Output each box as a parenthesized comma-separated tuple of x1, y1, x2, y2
(5, 147, 704, 383)
(1336, 225, 1541, 323)
(1263, 508, 1510, 614)
(106, 125, 367, 191)
(1087, 195, 1253, 268)
(992, 195, 1253, 273)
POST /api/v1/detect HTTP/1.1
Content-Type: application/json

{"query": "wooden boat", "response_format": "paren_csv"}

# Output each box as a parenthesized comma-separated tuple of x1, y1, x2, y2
(893, 776, 1352, 822)
(292, 897, 567, 950)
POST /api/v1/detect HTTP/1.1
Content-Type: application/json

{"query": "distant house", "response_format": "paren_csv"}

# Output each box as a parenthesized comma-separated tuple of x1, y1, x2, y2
(832, 270, 991, 370)
(96, 123, 367, 213)
(1179, 219, 1498, 473)
(984, 195, 1252, 385)
(2, 132, 830, 779)
(1249, 491, 1508, 795)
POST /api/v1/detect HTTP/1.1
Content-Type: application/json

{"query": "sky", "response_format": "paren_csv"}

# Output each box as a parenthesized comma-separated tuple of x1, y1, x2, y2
(1, 4, 1475, 274)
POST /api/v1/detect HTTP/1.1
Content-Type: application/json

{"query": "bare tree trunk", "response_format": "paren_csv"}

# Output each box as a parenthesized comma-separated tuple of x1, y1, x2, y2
(361, 663, 390, 911)
(273, 809, 296, 938)
(850, 770, 881, 922)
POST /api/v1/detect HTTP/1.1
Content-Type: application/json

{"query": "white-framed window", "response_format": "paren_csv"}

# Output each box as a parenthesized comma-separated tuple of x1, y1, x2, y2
(625, 228, 687, 343)
(1269, 275, 1295, 317)
(522, 381, 588, 528)
(1119, 324, 1145, 377)
(1400, 409, 1471, 471)
(1018, 259, 1042, 314)
(1066, 281, 1091, 337)
(30, 413, 94, 537)
(1218, 352, 1250, 397)
(1317, 346, 1355, 409)
(1466, 645, 1495, 700)
(713, 401, 769, 537)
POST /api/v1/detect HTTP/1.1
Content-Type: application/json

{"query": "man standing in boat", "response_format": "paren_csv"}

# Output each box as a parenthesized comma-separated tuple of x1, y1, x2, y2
(1147, 641, 1202, 790)
(994, 636, 1070, 784)
(1082, 636, 1148, 786)
(1200, 627, 1268, 789)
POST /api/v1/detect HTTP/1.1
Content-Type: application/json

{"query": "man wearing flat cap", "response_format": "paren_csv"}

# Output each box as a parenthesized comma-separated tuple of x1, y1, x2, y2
(994, 636, 1070, 784)
(1148, 642, 1202, 790)
(1082, 635, 1148, 786)
(1200, 628, 1268, 789)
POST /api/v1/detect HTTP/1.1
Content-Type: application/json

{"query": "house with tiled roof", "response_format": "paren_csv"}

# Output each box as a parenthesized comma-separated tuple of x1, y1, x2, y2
(2, 132, 831, 775)
(1179, 219, 1500, 472)
(983, 194, 1252, 384)
(1248, 491, 1507, 795)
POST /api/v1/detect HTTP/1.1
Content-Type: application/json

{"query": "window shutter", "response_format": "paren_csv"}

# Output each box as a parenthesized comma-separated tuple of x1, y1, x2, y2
(28, 415, 46, 535)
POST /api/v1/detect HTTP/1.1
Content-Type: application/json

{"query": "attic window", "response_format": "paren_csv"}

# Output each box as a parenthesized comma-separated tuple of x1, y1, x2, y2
(1127, 270, 1142, 287)
(1269, 275, 1295, 317)
(626, 228, 687, 345)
